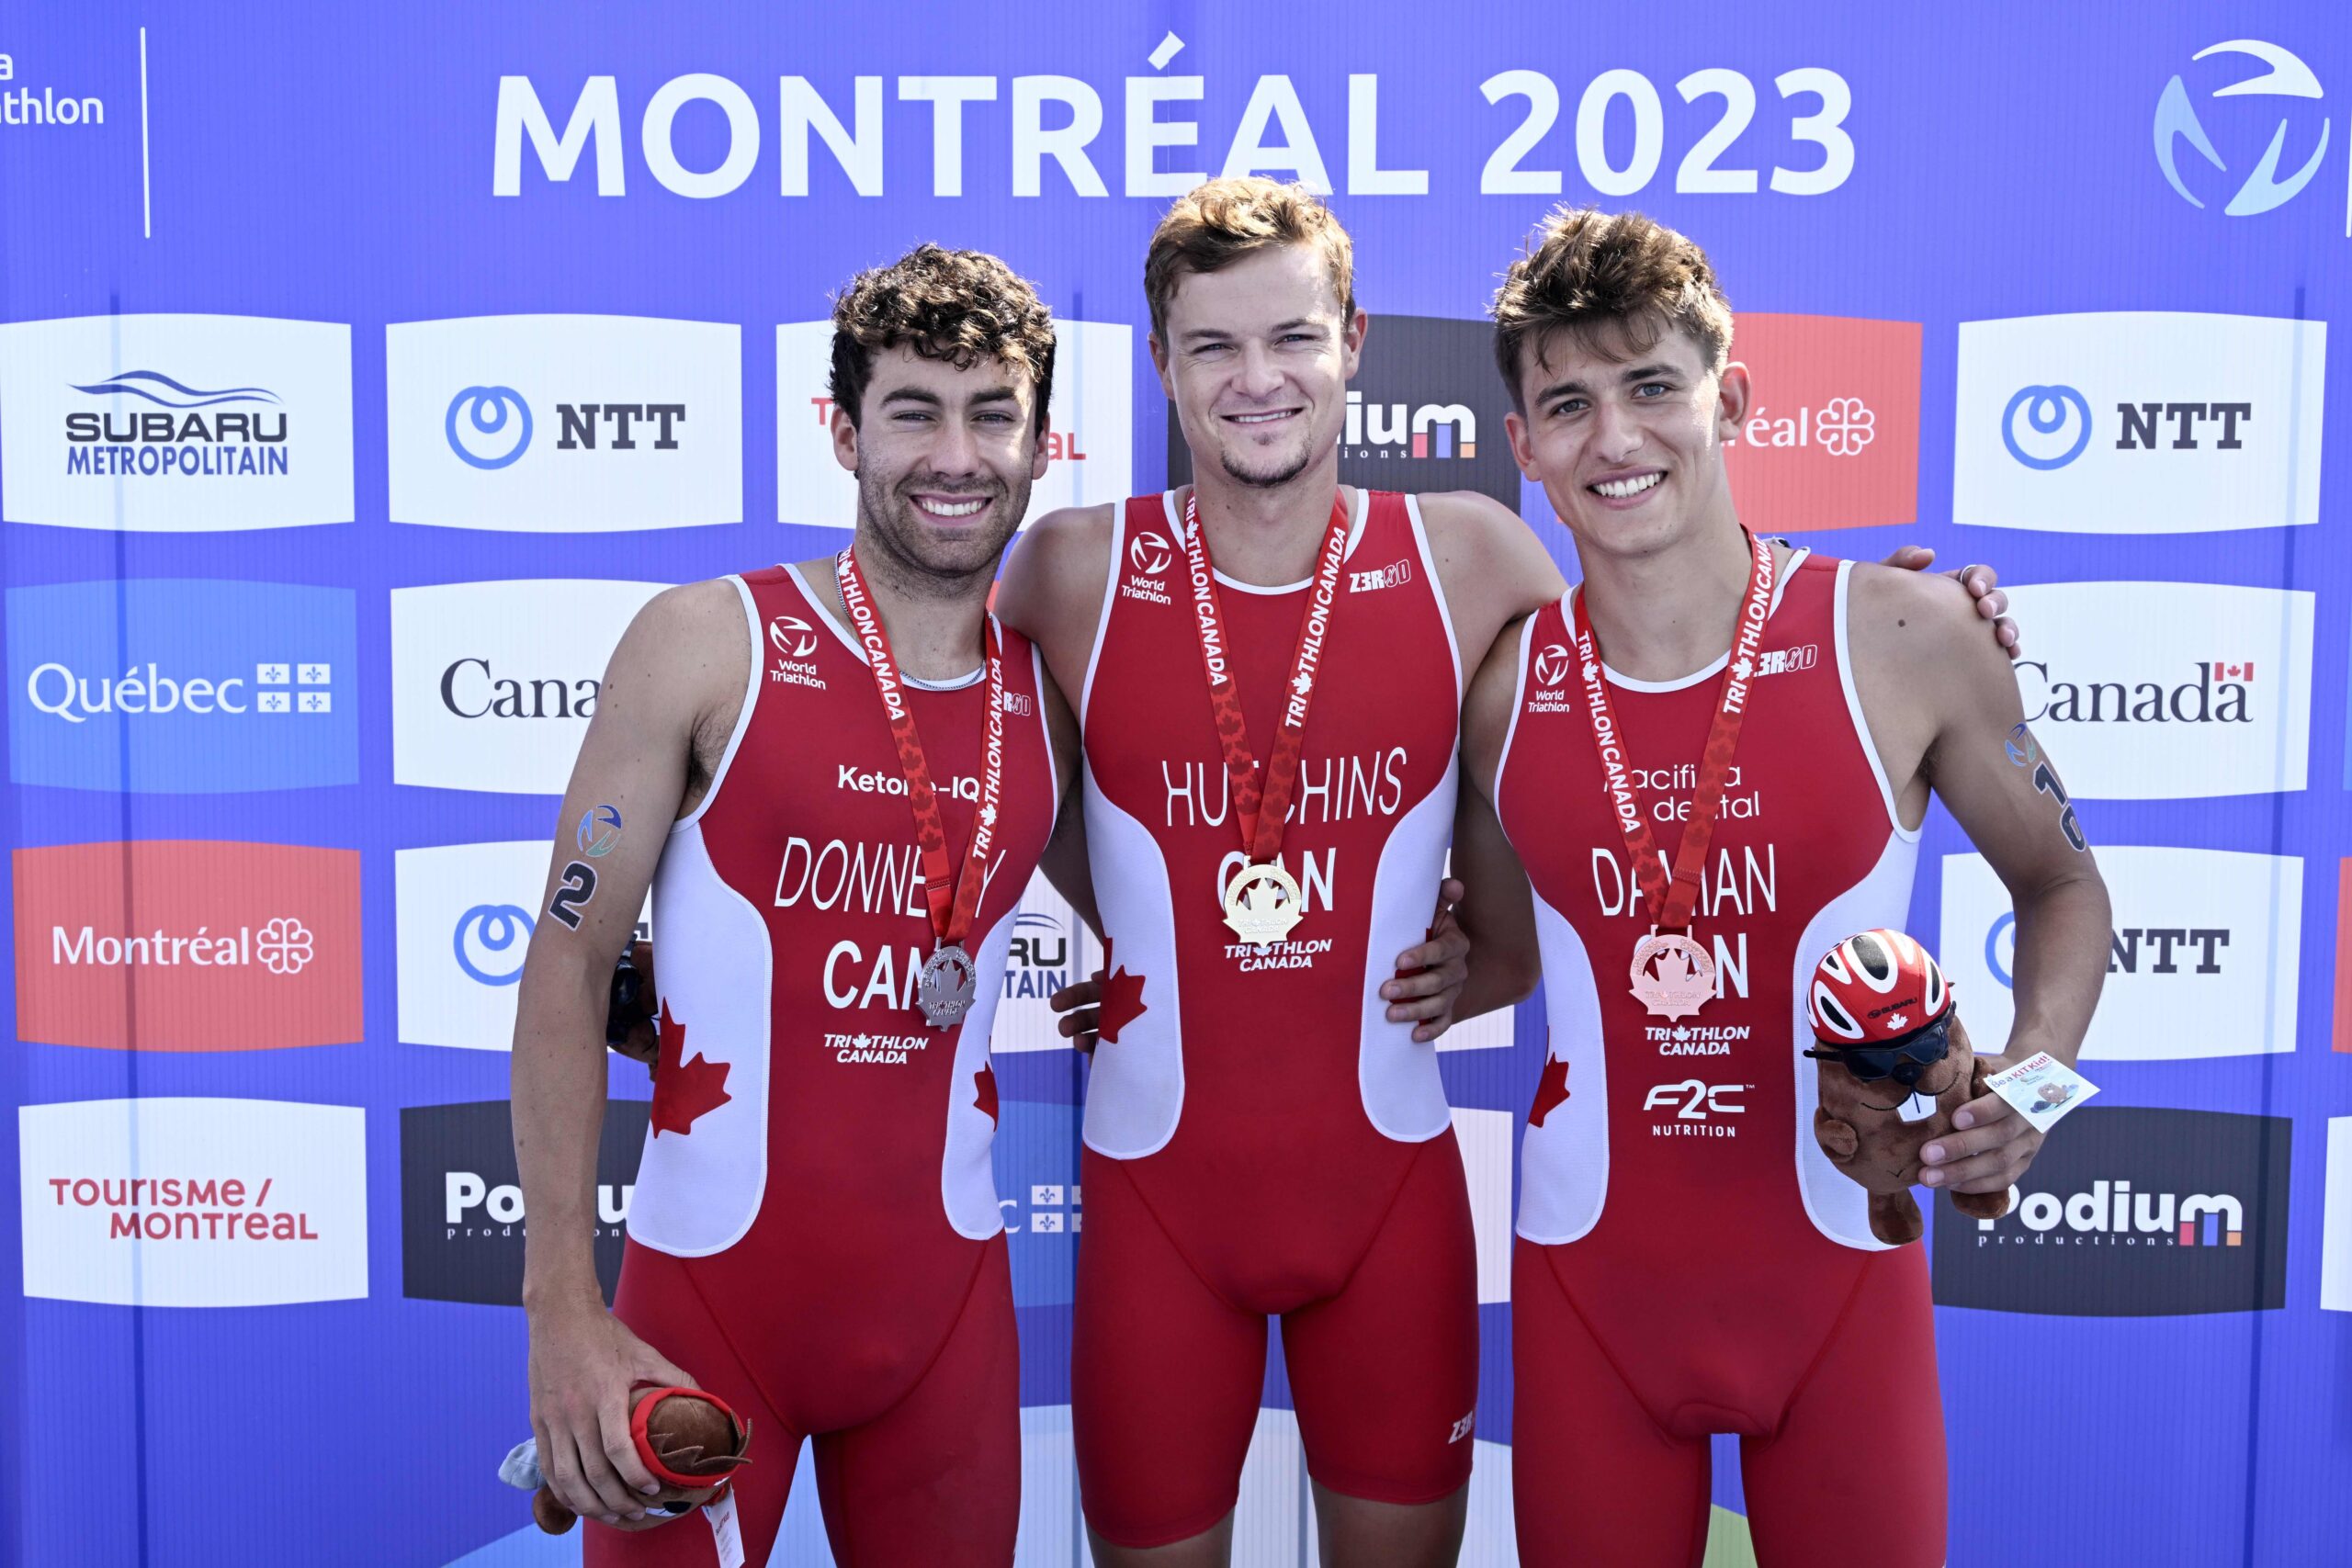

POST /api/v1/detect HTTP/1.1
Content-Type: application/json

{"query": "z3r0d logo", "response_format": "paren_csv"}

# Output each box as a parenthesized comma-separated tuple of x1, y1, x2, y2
(2154, 40, 2331, 218)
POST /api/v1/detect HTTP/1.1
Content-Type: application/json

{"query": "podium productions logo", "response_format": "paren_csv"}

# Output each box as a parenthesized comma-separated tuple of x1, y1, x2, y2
(778, 319, 1132, 526)
(14, 840, 362, 1052)
(1953, 312, 2325, 533)
(1171, 316, 1519, 508)
(395, 840, 651, 1051)
(400, 1100, 648, 1306)
(1720, 314, 1921, 533)
(2154, 41, 2333, 219)
(0, 315, 354, 531)
(387, 315, 741, 530)
(19, 1098, 368, 1307)
(6, 579, 358, 794)
(1998, 581, 2311, 798)
(1943, 846, 2299, 1061)
(390, 579, 666, 794)
(1933, 1107, 2289, 1316)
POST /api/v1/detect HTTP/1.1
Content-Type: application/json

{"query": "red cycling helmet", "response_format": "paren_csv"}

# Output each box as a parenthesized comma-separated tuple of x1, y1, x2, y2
(1806, 929, 1951, 1046)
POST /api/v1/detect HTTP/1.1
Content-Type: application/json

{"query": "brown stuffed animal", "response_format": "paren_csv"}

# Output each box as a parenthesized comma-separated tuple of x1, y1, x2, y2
(1814, 1010, 2014, 1246)
(532, 1384, 752, 1535)
(1804, 929, 2016, 1247)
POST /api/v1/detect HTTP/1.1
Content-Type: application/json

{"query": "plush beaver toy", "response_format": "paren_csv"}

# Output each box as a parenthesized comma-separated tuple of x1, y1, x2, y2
(1804, 930, 2014, 1247)
(527, 1384, 752, 1535)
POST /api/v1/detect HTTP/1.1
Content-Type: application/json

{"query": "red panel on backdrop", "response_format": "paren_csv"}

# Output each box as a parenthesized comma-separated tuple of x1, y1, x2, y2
(1723, 313, 1922, 533)
(13, 840, 363, 1051)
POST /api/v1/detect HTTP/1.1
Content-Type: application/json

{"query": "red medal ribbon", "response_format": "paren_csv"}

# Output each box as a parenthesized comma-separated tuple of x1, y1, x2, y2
(1571, 530, 1774, 937)
(1178, 488, 1351, 866)
(835, 547, 1005, 952)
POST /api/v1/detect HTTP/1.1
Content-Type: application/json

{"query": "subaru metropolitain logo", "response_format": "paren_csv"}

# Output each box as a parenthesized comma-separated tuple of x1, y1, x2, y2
(2154, 40, 2331, 216)
(447, 386, 533, 469)
(2001, 385, 2093, 469)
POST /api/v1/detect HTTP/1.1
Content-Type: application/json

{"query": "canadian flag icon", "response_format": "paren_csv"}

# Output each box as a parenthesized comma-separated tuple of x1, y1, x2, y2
(2213, 662, 2256, 682)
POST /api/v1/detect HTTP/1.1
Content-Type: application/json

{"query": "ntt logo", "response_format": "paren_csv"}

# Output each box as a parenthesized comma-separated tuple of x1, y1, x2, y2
(447, 386, 533, 468)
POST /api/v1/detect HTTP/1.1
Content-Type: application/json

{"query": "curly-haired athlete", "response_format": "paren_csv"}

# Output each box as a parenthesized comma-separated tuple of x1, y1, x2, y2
(1450, 208, 2111, 1566)
(514, 243, 1084, 1567)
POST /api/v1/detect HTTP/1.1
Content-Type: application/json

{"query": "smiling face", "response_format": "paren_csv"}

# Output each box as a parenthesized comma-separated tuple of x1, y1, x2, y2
(1152, 243, 1365, 492)
(831, 345, 1048, 586)
(1503, 316, 1750, 561)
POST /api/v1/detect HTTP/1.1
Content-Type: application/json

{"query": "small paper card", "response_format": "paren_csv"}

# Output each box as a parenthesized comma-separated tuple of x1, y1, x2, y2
(1983, 1052, 2099, 1130)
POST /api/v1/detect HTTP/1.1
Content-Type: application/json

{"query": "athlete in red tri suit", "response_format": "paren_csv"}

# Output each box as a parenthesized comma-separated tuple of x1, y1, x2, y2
(1451, 209, 2110, 1566)
(1000, 180, 1565, 1566)
(513, 246, 1084, 1567)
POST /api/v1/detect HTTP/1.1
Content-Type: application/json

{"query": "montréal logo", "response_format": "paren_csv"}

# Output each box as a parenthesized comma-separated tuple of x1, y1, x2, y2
(2154, 40, 2331, 217)
(1931, 1106, 2289, 1315)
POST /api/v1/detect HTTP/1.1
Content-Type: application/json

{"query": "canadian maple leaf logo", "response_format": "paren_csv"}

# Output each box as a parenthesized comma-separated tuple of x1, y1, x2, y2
(972, 1062, 999, 1124)
(650, 1000, 732, 1137)
(1530, 1055, 1571, 1129)
(1091, 937, 1149, 1049)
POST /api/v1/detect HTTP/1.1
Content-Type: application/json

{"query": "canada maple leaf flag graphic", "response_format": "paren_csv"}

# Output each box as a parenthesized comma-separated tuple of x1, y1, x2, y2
(1091, 938, 1149, 1048)
(650, 1000, 732, 1136)
(1530, 1055, 1571, 1129)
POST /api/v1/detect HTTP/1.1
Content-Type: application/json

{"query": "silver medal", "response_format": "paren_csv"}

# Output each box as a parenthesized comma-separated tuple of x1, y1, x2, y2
(917, 942, 978, 1029)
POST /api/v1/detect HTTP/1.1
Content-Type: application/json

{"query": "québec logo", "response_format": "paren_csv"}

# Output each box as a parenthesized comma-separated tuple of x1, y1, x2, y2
(7, 581, 358, 793)
(446, 386, 532, 469)
(2154, 40, 2331, 217)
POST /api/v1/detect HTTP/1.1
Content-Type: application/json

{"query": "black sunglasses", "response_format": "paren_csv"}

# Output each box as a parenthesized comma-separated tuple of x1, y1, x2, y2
(1803, 1011, 1955, 1088)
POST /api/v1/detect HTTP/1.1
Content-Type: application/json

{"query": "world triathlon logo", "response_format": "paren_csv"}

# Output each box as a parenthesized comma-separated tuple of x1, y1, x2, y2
(2154, 40, 2331, 217)
(446, 386, 533, 469)
(2001, 385, 2093, 470)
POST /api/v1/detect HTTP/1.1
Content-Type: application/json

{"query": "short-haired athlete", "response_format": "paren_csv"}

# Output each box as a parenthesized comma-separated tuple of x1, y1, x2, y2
(1450, 208, 2111, 1566)
(514, 244, 1084, 1566)
(1006, 180, 2018, 1566)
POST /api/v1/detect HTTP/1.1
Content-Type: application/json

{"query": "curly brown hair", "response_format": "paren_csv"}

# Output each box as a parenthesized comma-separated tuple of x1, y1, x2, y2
(1143, 176, 1356, 343)
(1489, 207, 1733, 413)
(829, 243, 1057, 434)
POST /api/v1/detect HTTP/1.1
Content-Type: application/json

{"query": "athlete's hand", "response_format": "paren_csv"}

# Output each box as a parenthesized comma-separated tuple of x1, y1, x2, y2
(1384, 878, 1471, 1043)
(1917, 1050, 2046, 1197)
(1051, 976, 1102, 1052)
(1880, 547, 2018, 659)
(608, 941, 660, 1070)
(527, 1293, 702, 1527)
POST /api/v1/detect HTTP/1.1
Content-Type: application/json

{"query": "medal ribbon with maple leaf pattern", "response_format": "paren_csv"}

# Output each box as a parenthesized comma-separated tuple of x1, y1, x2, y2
(1177, 488, 1351, 865)
(835, 547, 1005, 953)
(1569, 529, 1773, 937)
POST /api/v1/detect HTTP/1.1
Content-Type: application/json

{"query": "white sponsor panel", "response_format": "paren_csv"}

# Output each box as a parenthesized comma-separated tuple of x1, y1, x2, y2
(1453, 1106, 1514, 1304)
(776, 319, 1132, 527)
(19, 1098, 368, 1306)
(1953, 311, 2324, 533)
(387, 314, 741, 531)
(2004, 581, 2311, 799)
(1940, 846, 2300, 1061)
(2324, 1117, 2352, 1314)
(990, 873, 1105, 1054)
(390, 579, 667, 794)
(396, 840, 652, 1051)
(0, 314, 354, 531)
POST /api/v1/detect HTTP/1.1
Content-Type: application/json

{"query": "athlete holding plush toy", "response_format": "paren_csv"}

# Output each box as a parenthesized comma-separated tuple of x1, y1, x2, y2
(1448, 208, 2111, 1566)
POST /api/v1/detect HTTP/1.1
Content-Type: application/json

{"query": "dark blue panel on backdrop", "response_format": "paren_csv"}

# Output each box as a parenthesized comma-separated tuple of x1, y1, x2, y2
(2, 4, 2347, 1565)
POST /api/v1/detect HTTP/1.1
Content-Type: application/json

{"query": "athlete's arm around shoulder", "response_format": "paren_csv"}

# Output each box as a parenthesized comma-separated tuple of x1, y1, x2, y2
(997, 502, 1116, 713)
(510, 579, 748, 1524)
(1414, 489, 1569, 684)
(1447, 613, 1542, 1021)
(1849, 564, 2111, 1195)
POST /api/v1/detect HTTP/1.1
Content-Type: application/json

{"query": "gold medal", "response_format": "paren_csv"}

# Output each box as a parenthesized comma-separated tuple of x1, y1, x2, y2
(1223, 862, 1305, 947)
